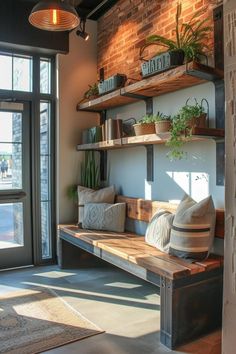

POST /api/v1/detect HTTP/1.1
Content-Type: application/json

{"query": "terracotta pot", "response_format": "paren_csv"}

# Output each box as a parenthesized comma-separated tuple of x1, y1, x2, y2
(155, 120, 172, 134)
(133, 123, 155, 136)
(187, 113, 207, 128)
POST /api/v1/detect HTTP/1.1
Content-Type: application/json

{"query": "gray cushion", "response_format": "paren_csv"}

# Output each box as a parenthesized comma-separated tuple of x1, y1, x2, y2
(169, 194, 216, 262)
(77, 185, 115, 225)
(145, 210, 175, 253)
(82, 203, 126, 233)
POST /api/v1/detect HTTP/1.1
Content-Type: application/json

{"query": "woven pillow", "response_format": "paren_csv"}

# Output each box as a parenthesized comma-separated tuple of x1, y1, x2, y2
(145, 210, 175, 253)
(169, 194, 216, 262)
(82, 203, 126, 233)
(77, 185, 115, 225)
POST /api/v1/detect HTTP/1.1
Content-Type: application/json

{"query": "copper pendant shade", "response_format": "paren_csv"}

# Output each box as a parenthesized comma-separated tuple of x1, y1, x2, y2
(29, 0, 80, 31)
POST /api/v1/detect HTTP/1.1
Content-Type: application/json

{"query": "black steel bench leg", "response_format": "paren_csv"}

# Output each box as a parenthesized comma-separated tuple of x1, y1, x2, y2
(160, 271, 223, 349)
(58, 238, 108, 269)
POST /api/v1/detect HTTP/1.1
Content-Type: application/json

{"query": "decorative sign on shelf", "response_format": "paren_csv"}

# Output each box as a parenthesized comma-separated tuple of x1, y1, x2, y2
(141, 50, 184, 78)
(98, 74, 127, 95)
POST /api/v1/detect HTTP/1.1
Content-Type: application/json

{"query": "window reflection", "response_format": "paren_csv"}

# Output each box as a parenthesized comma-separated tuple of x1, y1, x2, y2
(0, 54, 32, 92)
(0, 203, 24, 249)
(40, 102, 51, 259)
(40, 59, 51, 94)
(0, 112, 22, 190)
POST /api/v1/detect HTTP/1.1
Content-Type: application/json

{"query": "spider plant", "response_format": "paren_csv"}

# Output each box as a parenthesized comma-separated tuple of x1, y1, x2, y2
(140, 3, 212, 62)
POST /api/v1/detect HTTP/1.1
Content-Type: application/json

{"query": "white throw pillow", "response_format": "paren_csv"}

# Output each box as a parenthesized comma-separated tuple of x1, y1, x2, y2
(82, 203, 126, 233)
(145, 210, 175, 253)
(77, 185, 115, 225)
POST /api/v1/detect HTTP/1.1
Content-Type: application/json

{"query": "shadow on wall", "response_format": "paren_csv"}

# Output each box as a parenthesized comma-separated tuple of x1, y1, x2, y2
(165, 171, 209, 203)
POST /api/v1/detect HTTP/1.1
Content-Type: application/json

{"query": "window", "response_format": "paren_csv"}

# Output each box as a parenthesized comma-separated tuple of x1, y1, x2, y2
(0, 54, 32, 92)
(0, 51, 55, 265)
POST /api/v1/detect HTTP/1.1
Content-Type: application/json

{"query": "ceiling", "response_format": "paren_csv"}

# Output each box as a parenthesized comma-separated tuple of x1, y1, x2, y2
(26, 0, 118, 20)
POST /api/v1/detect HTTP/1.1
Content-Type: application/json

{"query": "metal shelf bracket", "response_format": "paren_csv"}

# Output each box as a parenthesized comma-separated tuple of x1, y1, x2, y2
(145, 145, 154, 182)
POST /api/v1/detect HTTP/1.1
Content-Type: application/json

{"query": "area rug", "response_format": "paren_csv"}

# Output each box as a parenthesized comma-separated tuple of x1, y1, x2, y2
(0, 287, 104, 354)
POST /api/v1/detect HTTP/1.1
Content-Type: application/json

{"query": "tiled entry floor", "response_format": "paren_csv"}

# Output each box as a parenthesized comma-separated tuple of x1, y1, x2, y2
(0, 265, 221, 354)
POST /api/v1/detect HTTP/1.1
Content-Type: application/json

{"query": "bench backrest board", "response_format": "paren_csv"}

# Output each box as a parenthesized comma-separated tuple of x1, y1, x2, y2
(116, 195, 224, 239)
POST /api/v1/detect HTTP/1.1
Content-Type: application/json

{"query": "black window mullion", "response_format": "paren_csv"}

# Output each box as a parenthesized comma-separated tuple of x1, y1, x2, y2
(11, 55, 14, 90)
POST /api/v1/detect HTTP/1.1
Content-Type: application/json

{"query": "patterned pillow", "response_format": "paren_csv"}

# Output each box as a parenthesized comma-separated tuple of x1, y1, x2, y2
(169, 194, 216, 262)
(145, 210, 175, 253)
(82, 203, 126, 233)
(77, 185, 115, 225)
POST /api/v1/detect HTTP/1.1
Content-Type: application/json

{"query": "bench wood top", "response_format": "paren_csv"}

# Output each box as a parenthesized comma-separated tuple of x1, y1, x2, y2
(59, 195, 224, 281)
(59, 225, 223, 280)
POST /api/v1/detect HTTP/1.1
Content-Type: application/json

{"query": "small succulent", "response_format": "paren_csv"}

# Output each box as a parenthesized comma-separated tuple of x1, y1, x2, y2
(139, 115, 156, 124)
(84, 83, 99, 99)
(154, 111, 172, 122)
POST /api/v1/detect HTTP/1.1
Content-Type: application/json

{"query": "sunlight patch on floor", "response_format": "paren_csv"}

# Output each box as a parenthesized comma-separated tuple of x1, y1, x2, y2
(105, 282, 142, 289)
(34, 271, 77, 279)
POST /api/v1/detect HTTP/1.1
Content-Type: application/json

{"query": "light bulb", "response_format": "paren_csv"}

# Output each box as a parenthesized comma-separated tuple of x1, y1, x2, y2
(52, 9, 58, 25)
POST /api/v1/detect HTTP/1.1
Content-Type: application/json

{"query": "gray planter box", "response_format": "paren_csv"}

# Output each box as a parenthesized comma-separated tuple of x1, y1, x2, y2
(98, 74, 127, 95)
(141, 50, 185, 78)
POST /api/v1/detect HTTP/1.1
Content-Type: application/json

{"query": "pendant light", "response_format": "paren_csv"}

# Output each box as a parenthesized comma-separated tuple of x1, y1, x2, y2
(29, 0, 80, 31)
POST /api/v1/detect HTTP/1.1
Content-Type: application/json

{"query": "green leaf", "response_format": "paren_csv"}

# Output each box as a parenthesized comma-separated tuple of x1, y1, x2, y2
(141, 3, 211, 62)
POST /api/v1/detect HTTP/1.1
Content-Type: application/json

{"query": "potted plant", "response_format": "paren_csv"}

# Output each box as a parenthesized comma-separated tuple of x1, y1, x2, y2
(140, 3, 211, 77)
(154, 112, 172, 134)
(67, 150, 100, 205)
(77, 83, 99, 106)
(166, 101, 206, 160)
(81, 151, 100, 189)
(133, 115, 156, 136)
(67, 185, 78, 203)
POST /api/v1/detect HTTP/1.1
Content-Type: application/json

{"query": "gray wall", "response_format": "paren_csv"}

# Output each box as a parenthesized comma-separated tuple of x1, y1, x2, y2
(106, 82, 224, 253)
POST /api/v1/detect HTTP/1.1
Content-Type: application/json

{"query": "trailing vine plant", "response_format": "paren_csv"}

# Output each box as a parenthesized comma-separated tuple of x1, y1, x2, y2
(166, 102, 205, 160)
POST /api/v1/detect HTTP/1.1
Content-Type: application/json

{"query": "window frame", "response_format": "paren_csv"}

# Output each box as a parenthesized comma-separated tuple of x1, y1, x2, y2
(0, 49, 57, 265)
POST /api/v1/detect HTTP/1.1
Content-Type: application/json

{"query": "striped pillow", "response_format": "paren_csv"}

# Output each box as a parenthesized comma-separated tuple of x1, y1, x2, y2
(169, 194, 216, 262)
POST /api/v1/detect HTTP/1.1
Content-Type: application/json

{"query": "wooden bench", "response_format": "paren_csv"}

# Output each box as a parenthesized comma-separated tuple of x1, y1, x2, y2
(58, 195, 224, 349)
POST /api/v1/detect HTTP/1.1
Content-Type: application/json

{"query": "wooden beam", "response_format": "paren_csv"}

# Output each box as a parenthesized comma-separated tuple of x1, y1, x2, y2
(115, 195, 225, 239)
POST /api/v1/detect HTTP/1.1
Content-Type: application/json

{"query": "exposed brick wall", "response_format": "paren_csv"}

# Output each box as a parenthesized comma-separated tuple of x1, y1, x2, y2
(97, 0, 220, 81)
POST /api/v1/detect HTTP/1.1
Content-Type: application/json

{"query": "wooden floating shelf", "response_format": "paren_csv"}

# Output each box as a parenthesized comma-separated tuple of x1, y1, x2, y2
(77, 89, 138, 112)
(77, 127, 225, 151)
(77, 62, 223, 112)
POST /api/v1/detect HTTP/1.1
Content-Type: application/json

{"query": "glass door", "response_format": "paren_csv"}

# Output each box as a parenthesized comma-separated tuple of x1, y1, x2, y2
(0, 101, 32, 269)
